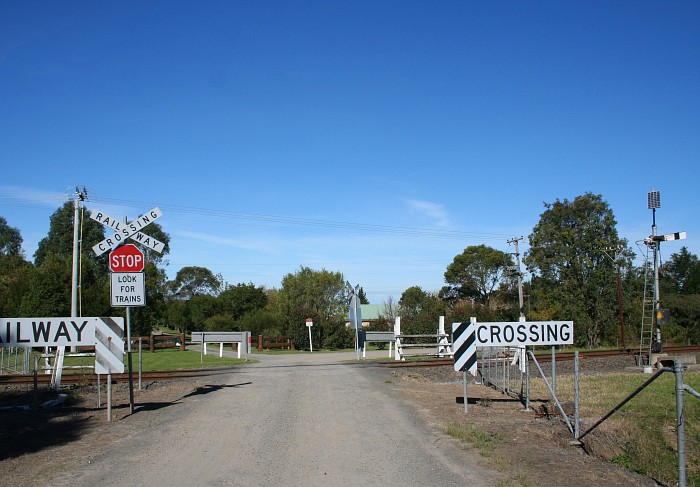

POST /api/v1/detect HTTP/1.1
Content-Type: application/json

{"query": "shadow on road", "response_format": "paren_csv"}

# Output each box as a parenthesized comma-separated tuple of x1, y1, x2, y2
(183, 382, 252, 398)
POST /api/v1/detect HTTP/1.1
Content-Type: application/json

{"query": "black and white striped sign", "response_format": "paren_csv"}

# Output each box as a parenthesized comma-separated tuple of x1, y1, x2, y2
(453, 320, 477, 373)
(94, 317, 125, 374)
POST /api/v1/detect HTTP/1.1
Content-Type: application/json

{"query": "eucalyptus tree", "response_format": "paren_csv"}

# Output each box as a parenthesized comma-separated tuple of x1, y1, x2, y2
(277, 266, 349, 349)
(444, 244, 514, 307)
(0, 217, 32, 316)
(398, 285, 445, 335)
(524, 192, 632, 347)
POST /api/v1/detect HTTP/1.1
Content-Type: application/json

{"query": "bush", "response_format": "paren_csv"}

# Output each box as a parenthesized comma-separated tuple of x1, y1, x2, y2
(321, 319, 353, 350)
(237, 309, 285, 336)
(204, 314, 236, 331)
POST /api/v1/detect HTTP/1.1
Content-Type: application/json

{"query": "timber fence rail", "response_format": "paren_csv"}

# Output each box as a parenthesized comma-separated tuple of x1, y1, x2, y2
(257, 335, 295, 351)
(134, 333, 185, 352)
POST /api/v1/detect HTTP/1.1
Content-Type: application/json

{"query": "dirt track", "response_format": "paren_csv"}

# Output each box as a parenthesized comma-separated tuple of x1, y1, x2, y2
(0, 351, 657, 486)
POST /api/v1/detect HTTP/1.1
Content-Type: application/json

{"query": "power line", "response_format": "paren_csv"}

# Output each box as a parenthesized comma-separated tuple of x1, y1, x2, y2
(86, 195, 512, 241)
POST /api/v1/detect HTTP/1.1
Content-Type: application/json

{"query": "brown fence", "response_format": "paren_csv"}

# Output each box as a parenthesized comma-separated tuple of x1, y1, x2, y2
(133, 333, 185, 352)
(257, 335, 295, 351)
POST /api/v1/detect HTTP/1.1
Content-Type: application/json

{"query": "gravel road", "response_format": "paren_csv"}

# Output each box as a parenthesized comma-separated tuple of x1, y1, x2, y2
(48, 352, 503, 487)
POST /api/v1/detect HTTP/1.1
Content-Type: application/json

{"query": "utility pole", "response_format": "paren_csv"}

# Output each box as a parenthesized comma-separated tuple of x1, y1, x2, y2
(603, 245, 626, 348)
(507, 236, 525, 321)
(71, 187, 88, 319)
(53, 187, 87, 389)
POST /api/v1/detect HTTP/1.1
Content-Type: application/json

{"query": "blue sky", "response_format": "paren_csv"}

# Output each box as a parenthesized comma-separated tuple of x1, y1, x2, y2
(1, 1, 698, 304)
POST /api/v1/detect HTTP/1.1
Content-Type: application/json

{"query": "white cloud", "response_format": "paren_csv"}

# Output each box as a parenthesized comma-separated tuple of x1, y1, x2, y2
(404, 198, 450, 227)
(0, 185, 68, 207)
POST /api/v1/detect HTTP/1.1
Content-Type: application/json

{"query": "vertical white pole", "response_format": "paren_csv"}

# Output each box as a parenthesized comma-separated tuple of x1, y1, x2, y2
(394, 317, 401, 361)
(353, 291, 360, 361)
(219, 342, 223, 358)
(389, 341, 393, 358)
(126, 306, 134, 415)
(71, 198, 80, 320)
(138, 337, 142, 391)
(308, 326, 313, 353)
(107, 373, 112, 422)
(463, 371, 468, 413)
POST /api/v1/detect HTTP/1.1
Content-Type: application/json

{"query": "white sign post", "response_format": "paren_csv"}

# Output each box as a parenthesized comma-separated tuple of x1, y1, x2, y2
(92, 207, 165, 415)
(306, 318, 313, 352)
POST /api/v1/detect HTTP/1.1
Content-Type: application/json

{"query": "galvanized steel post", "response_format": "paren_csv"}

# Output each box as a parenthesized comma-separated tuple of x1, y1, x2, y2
(675, 360, 686, 487)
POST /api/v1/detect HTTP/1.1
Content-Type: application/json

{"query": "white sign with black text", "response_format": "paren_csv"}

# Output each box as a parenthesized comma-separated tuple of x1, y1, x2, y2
(111, 272, 146, 307)
(475, 321, 574, 347)
(0, 317, 96, 347)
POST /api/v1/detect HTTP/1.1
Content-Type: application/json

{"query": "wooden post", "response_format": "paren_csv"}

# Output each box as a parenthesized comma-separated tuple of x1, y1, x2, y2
(179, 333, 185, 351)
(149, 335, 155, 353)
(258, 335, 263, 351)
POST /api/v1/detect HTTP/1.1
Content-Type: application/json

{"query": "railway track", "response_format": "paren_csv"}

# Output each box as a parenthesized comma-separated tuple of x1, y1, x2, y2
(375, 345, 700, 368)
(0, 367, 239, 386)
(2, 346, 698, 383)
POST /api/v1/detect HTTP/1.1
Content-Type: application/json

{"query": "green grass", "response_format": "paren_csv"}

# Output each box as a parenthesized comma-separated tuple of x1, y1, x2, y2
(444, 422, 499, 457)
(529, 370, 700, 485)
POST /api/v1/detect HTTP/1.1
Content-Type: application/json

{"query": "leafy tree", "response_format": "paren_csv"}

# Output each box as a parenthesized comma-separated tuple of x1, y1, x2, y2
(0, 216, 33, 316)
(664, 247, 700, 294)
(129, 263, 169, 336)
(19, 253, 72, 316)
(218, 282, 268, 320)
(444, 245, 513, 306)
(20, 201, 118, 318)
(169, 266, 222, 299)
(0, 216, 23, 256)
(205, 314, 237, 332)
(398, 286, 445, 335)
(446, 299, 501, 324)
(277, 266, 346, 349)
(358, 287, 369, 304)
(0, 255, 33, 317)
(166, 298, 190, 332)
(188, 294, 220, 331)
(524, 193, 631, 347)
(34, 201, 106, 270)
(237, 308, 285, 336)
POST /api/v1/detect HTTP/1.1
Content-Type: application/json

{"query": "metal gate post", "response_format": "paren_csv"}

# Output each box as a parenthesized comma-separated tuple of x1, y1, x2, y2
(551, 346, 556, 395)
(525, 348, 530, 410)
(675, 360, 686, 487)
(574, 351, 580, 439)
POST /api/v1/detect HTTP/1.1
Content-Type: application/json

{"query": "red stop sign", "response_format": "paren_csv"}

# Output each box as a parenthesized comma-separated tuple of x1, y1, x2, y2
(109, 244, 145, 272)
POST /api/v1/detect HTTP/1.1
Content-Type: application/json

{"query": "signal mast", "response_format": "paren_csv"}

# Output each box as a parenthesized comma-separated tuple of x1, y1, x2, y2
(641, 189, 685, 359)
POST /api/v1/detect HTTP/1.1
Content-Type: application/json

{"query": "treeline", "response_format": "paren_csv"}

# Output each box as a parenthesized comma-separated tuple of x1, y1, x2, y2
(1, 193, 699, 350)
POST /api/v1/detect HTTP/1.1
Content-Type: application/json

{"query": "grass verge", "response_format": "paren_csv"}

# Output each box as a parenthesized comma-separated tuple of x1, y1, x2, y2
(529, 370, 700, 485)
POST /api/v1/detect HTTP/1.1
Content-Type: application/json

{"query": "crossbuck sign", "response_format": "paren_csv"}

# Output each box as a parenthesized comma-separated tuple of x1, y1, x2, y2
(91, 207, 165, 256)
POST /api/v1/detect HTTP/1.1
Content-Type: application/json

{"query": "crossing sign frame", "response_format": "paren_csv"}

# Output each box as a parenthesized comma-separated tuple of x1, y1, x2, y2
(91, 207, 164, 256)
